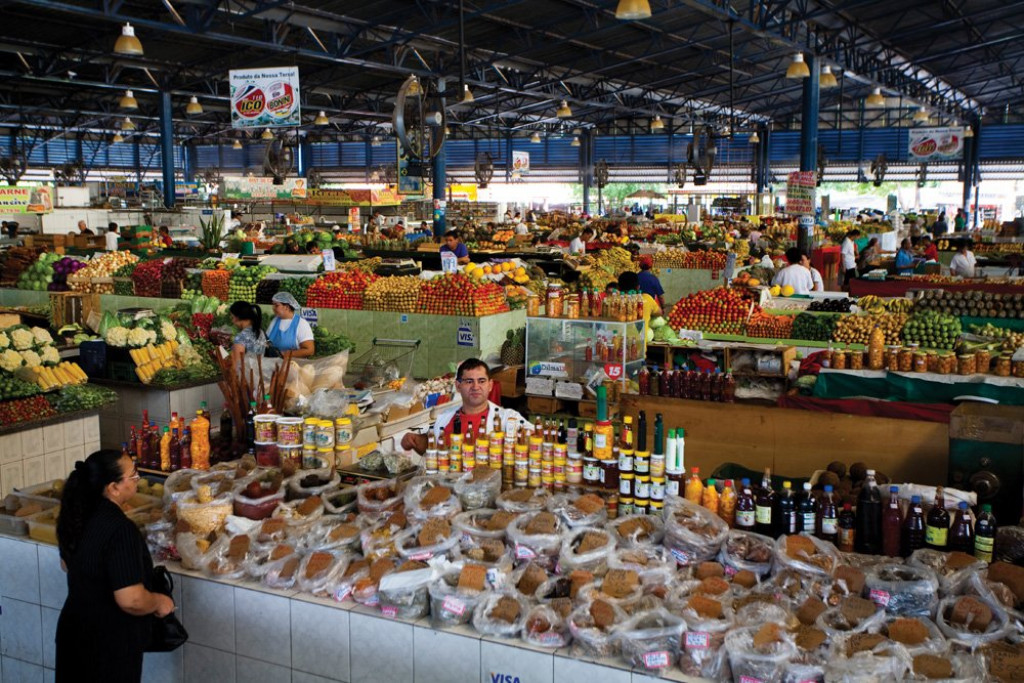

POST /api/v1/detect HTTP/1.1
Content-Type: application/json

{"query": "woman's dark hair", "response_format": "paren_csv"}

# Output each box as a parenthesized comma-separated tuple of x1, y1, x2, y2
(618, 271, 640, 292)
(230, 301, 262, 334)
(56, 449, 126, 561)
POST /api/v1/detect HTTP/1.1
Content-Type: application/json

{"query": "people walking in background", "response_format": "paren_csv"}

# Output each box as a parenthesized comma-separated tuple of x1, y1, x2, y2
(841, 229, 861, 288)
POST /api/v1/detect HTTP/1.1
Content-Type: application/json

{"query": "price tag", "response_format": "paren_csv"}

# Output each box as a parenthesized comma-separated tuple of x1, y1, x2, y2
(603, 363, 623, 380)
(333, 585, 352, 603)
(685, 632, 711, 650)
(442, 596, 466, 616)
(739, 677, 766, 683)
(322, 249, 336, 272)
(441, 251, 458, 273)
(409, 551, 433, 561)
(869, 589, 891, 607)
(670, 548, 691, 566)
(723, 565, 738, 576)
(365, 594, 380, 606)
(380, 605, 398, 618)
(515, 544, 537, 560)
(535, 632, 565, 647)
(642, 651, 670, 669)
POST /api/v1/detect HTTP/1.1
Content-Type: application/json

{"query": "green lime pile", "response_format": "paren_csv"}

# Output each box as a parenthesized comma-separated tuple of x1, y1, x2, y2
(228, 265, 277, 303)
(901, 311, 962, 350)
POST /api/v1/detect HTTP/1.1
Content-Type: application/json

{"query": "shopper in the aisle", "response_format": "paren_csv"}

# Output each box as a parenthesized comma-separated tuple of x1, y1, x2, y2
(55, 449, 175, 683)
(229, 301, 267, 368)
(636, 255, 665, 307)
(934, 211, 949, 235)
(857, 237, 880, 275)
(266, 291, 315, 360)
(771, 247, 815, 294)
(954, 208, 966, 232)
(949, 242, 977, 278)
(618, 270, 661, 334)
(920, 235, 939, 262)
(401, 358, 530, 454)
(895, 238, 918, 275)
(440, 229, 470, 265)
(77, 220, 94, 236)
(158, 225, 174, 247)
(105, 222, 120, 251)
(840, 229, 861, 288)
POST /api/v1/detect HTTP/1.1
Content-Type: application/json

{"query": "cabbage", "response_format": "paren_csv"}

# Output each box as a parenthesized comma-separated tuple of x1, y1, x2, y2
(97, 312, 120, 337)
(646, 327, 655, 344)
(650, 316, 668, 330)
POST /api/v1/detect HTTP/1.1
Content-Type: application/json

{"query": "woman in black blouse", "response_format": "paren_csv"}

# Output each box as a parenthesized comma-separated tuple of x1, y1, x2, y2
(55, 449, 175, 683)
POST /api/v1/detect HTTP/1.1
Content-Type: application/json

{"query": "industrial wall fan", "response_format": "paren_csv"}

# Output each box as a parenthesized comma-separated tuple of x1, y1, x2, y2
(392, 74, 446, 181)
(54, 161, 87, 186)
(917, 163, 928, 188)
(306, 167, 324, 190)
(0, 148, 27, 186)
(594, 159, 609, 189)
(870, 153, 888, 187)
(262, 136, 294, 185)
(687, 126, 716, 186)
(474, 152, 494, 188)
(817, 145, 828, 186)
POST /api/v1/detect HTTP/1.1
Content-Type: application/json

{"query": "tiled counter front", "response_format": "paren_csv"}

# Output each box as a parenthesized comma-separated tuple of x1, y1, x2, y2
(0, 414, 100, 497)
(97, 381, 224, 451)
(0, 290, 526, 379)
(0, 534, 708, 683)
(659, 268, 722, 305)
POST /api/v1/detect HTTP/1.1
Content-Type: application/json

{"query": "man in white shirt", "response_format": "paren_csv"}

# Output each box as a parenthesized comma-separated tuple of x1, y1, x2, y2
(569, 227, 594, 255)
(949, 243, 977, 278)
(771, 247, 815, 294)
(104, 223, 119, 251)
(840, 229, 861, 288)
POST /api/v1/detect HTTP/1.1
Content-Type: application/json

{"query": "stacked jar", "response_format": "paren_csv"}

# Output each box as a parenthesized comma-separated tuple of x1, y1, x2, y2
(277, 416, 303, 468)
(254, 414, 279, 467)
(302, 418, 319, 469)
(334, 417, 353, 469)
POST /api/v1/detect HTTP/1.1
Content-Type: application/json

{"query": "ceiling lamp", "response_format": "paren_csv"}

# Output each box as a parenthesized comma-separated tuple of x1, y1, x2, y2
(530, 131, 541, 143)
(913, 107, 929, 123)
(111, 132, 124, 143)
(407, 76, 422, 97)
(114, 23, 143, 56)
(786, 53, 810, 79)
(819, 66, 838, 89)
(615, 0, 652, 20)
(314, 110, 329, 126)
(866, 88, 886, 107)
(749, 131, 760, 144)
(556, 100, 572, 118)
(371, 135, 382, 146)
(963, 126, 974, 138)
(462, 84, 474, 103)
(650, 115, 665, 131)
(119, 89, 138, 109)
(232, 139, 243, 150)
(261, 128, 274, 140)
(444, 126, 450, 136)
(120, 117, 136, 131)
(570, 136, 580, 147)
(186, 96, 203, 115)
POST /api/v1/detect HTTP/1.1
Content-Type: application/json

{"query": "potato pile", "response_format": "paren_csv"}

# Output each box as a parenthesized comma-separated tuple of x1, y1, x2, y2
(832, 312, 907, 345)
(364, 276, 423, 313)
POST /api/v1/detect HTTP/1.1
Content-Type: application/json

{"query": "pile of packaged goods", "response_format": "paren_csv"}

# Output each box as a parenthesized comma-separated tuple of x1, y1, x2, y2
(125, 413, 1024, 681)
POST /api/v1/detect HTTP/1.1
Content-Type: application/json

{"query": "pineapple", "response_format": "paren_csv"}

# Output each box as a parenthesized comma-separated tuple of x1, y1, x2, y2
(500, 327, 525, 366)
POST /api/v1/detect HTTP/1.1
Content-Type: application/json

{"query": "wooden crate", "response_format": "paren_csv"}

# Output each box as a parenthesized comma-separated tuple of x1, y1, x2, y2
(493, 365, 525, 398)
(527, 396, 564, 414)
(578, 400, 619, 420)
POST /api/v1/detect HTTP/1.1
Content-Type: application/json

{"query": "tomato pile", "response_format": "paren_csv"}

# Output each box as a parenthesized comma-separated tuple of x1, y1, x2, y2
(417, 273, 510, 316)
(132, 260, 164, 298)
(666, 287, 757, 334)
(0, 395, 56, 425)
(201, 270, 231, 301)
(306, 269, 379, 309)
(745, 312, 795, 339)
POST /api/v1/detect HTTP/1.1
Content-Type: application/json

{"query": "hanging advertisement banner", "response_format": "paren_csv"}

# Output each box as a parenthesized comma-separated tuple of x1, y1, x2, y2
(907, 126, 964, 161)
(785, 171, 817, 215)
(0, 185, 53, 214)
(229, 67, 301, 129)
(511, 150, 530, 176)
(448, 184, 478, 201)
(305, 188, 403, 206)
(221, 177, 307, 200)
(396, 140, 423, 194)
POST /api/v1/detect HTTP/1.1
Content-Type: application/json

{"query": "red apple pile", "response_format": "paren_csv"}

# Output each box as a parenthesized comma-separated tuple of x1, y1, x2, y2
(306, 269, 379, 309)
(417, 273, 510, 317)
(666, 286, 758, 334)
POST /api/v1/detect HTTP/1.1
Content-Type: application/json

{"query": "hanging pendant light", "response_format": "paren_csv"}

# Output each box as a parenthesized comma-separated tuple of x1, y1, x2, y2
(119, 90, 138, 109)
(462, 84, 474, 103)
(314, 110, 329, 126)
(963, 126, 974, 138)
(444, 126, 450, 136)
(114, 22, 143, 56)
(866, 88, 885, 107)
(120, 117, 136, 131)
(786, 53, 810, 79)
(407, 76, 423, 97)
(261, 128, 274, 140)
(371, 135, 382, 146)
(186, 96, 203, 115)
(556, 100, 572, 118)
(615, 0, 652, 20)
(819, 66, 838, 89)
(530, 131, 541, 143)
(570, 136, 580, 147)
(749, 131, 760, 144)
(232, 139, 243, 150)
(913, 108, 929, 123)
(650, 115, 665, 131)
(112, 132, 124, 143)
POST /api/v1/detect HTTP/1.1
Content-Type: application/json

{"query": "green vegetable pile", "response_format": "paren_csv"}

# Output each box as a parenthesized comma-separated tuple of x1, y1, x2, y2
(312, 326, 355, 357)
(113, 262, 137, 296)
(791, 313, 840, 341)
(902, 311, 962, 350)
(278, 276, 315, 307)
(149, 364, 221, 388)
(0, 374, 42, 401)
(49, 384, 117, 412)
(229, 265, 278, 303)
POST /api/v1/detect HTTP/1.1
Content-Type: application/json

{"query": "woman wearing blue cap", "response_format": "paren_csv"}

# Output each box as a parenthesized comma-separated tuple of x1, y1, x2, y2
(266, 291, 315, 361)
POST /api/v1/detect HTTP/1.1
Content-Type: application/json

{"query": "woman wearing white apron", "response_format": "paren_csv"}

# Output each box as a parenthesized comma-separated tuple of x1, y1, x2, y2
(266, 292, 315, 361)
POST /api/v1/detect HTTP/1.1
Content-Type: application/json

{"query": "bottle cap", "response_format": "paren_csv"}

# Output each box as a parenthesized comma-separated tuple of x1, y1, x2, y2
(678, 428, 685, 437)
(889, 486, 899, 493)
(843, 503, 852, 510)
(981, 504, 992, 512)
(959, 501, 968, 510)
(667, 428, 676, 439)
(803, 482, 812, 490)
(741, 478, 750, 487)
(783, 481, 791, 489)
(867, 469, 875, 475)
(911, 495, 921, 503)
(824, 485, 833, 492)
(691, 467, 699, 474)
(707, 478, 716, 486)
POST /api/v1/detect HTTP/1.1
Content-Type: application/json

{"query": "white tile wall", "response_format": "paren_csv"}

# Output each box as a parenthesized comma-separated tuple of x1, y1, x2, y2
(22, 457, 45, 489)
(233, 587, 291, 667)
(0, 598, 42, 664)
(0, 434, 22, 465)
(0, 417, 100, 496)
(350, 610, 414, 683)
(0, 537, 39, 602)
(1, 657, 44, 683)
(41, 428, 63, 455)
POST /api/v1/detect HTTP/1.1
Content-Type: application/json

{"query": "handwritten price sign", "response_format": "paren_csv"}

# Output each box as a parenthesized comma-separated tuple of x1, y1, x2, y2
(603, 363, 623, 380)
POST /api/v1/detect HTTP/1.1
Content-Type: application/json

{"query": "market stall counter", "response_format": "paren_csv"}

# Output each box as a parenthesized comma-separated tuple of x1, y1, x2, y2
(0, 410, 103, 497)
(849, 277, 1024, 298)
(813, 368, 1024, 406)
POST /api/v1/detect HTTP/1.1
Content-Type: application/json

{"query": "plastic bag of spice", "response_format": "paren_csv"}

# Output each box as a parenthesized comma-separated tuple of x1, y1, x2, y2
(202, 533, 254, 581)
(662, 497, 728, 567)
(935, 593, 1011, 647)
(772, 533, 840, 578)
(614, 608, 686, 676)
(546, 492, 608, 529)
(306, 515, 363, 552)
(907, 548, 987, 597)
(452, 508, 516, 549)
(453, 467, 502, 510)
(863, 563, 940, 617)
(725, 624, 798, 683)
(378, 563, 436, 619)
(286, 468, 340, 500)
(322, 485, 359, 515)
(874, 615, 948, 657)
(297, 549, 350, 596)
(522, 604, 571, 649)
(606, 513, 664, 548)
(403, 474, 462, 523)
(823, 640, 912, 682)
(815, 602, 887, 639)
(356, 478, 405, 521)
(496, 487, 550, 513)
(505, 510, 566, 570)
(472, 591, 529, 638)
(567, 598, 628, 657)
(428, 568, 488, 628)
(607, 546, 676, 590)
(558, 527, 615, 576)
(677, 606, 733, 681)
(719, 529, 775, 578)
(263, 548, 303, 589)
(394, 522, 460, 562)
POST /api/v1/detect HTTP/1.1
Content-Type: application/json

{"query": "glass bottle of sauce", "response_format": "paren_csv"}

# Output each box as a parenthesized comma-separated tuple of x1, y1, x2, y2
(817, 485, 838, 544)
(754, 467, 775, 537)
(684, 468, 703, 503)
(777, 481, 797, 536)
(902, 495, 926, 557)
(925, 486, 950, 551)
(719, 479, 737, 527)
(838, 503, 856, 552)
(701, 478, 719, 515)
(974, 504, 997, 563)
(638, 366, 650, 395)
(881, 486, 903, 557)
(949, 501, 974, 553)
(735, 482, 756, 530)
(798, 482, 817, 535)
(854, 469, 882, 554)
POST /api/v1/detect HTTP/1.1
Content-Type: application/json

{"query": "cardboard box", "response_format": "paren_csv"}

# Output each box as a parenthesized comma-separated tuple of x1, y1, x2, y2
(527, 396, 563, 414)
(950, 404, 1024, 446)
(493, 365, 524, 398)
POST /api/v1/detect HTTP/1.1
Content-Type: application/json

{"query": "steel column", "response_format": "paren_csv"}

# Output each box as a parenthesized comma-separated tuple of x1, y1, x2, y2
(797, 55, 820, 254)
(159, 91, 175, 209)
(432, 138, 447, 237)
(581, 130, 592, 215)
(298, 137, 311, 177)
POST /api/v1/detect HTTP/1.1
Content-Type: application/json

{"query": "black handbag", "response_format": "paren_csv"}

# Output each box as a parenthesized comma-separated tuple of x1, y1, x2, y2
(146, 565, 188, 652)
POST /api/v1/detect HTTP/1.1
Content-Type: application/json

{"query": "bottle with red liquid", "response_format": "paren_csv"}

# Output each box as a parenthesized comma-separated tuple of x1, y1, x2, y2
(711, 369, 723, 402)
(585, 340, 594, 363)
(649, 366, 660, 396)
(754, 468, 775, 537)
(700, 370, 711, 401)
(637, 365, 650, 395)
(722, 370, 736, 403)
(669, 369, 682, 398)
(854, 469, 882, 554)
(838, 503, 856, 552)
(925, 486, 950, 551)
(180, 427, 193, 469)
(902, 495, 926, 557)
(735, 479, 756, 530)
(661, 366, 671, 396)
(949, 502, 974, 553)
(881, 486, 903, 557)
(128, 427, 138, 465)
(148, 426, 161, 470)
(139, 426, 152, 469)
(169, 428, 182, 471)
(817, 485, 838, 544)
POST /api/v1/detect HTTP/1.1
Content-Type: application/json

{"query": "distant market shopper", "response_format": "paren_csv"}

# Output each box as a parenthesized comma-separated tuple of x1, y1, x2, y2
(841, 229, 861, 287)
(949, 242, 977, 278)
(636, 255, 665, 307)
(569, 227, 594, 255)
(441, 229, 470, 265)
(772, 247, 815, 295)
(105, 223, 120, 251)
(266, 292, 314, 360)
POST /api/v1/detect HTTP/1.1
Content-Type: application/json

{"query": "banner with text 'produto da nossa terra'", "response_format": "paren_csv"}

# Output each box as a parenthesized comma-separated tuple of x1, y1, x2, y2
(229, 67, 301, 129)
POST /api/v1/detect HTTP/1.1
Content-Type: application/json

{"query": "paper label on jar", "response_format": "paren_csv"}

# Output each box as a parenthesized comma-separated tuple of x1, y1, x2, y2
(755, 505, 772, 525)
(515, 544, 537, 559)
(739, 677, 765, 683)
(686, 632, 711, 649)
(409, 551, 433, 561)
(442, 596, 466, 616)
(642, 651, 670, 669)
(735, 510, 755, 528)
(380, 605, 398, 618)
(869, 589, 891, 607)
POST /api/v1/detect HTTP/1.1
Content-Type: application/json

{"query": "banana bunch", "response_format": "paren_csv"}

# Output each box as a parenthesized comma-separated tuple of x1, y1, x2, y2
(885, 298, 914, 314)
(857, 295, 887, 315)
(130, 340, 183, 383)
(20, 362, 88, 390)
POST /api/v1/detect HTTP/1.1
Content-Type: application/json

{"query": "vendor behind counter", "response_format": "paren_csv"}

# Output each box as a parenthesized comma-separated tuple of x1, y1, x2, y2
(266, 292, 314, 361)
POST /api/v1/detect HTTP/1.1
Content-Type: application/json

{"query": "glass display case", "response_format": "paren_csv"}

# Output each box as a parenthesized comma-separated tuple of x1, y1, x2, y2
(525, 316, 646, 388)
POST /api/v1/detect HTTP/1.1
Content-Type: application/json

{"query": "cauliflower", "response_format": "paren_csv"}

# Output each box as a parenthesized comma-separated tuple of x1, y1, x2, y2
(105, 326, 130, 347)
(0, 349, 23, 372)
(160, 321, 177, 343)
(10, 328, 34, 351)
(39, 346, 61, 366)
(20, 350, 41, 368)
(0, 331, 9, 349)
(127, 327, 154, 348)
(31, 327, 53, 346)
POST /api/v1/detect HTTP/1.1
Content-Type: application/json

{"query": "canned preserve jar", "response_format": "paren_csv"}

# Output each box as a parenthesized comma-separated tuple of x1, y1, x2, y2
(254, 415, 278, 443)
(315, 420, 335, 448)
(277, 417, 303, 446)
(303, 418, 319, 446)
(335, 418, 353, 445)
(279, 444, 301, 467)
